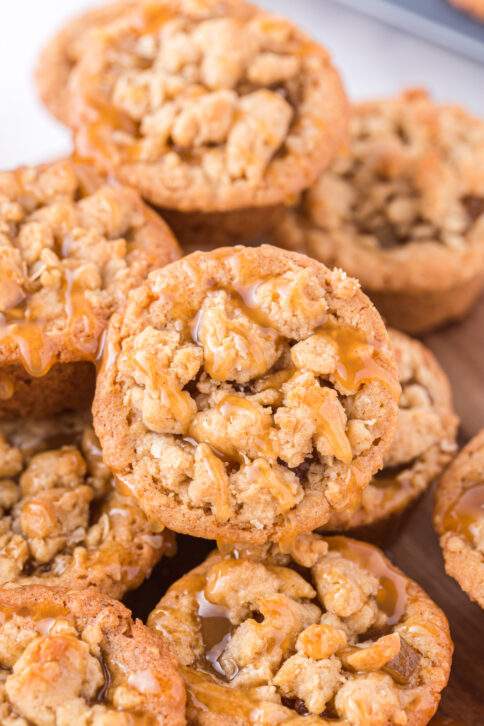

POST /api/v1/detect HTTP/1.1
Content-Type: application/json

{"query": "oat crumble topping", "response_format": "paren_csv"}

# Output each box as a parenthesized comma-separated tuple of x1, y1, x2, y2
(95, 246, 399, 542)
(304, 90, 484, 254)
(0, 415, 171, 596)
(0, 159, 178, 377)
(149, 534, 451, 725)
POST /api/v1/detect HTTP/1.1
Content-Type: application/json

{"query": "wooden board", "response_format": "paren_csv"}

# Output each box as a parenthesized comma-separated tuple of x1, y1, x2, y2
(125, 295, 484, 725)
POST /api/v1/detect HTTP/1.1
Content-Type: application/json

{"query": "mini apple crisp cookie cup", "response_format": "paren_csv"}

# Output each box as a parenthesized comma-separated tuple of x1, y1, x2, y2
(0, 585, 186, 724)
(148, 533, 452, 725)
(275, 89, 484, 334)
(0, 158, 180, 418)
(67, 0, 348, 217)
(326, 330, 458, 531)
(93, 244, 399, 545)
(0, 413, 175, 597)
(434, 430, 484, 608)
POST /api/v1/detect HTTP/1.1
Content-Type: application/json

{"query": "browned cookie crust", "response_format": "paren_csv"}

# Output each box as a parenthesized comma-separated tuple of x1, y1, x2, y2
(434, 430, 484, 608)
(148, 534, 452, 725)
(67, 0, 348, 212)
(0, 158, 180, 418)
(274, 89, 484, 334)
(0, 585, 186, 724)
(450, 0, 484, 20)
(35, 1, 137, 125)
(327, 330, 458, 530)
(93, 244, 399, 545)
(0, 413, 175, 598)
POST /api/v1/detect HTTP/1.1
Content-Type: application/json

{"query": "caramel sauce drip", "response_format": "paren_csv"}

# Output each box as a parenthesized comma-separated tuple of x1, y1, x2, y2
(442, 483, 484, 543)
(196, 590, 235, 681)
(196, 443, 233, 523)
(314, 324, 400, 398)
(0, 268, 101, 377)
(189, 394, 275, 462)
(75, 4, 175, 166)
(324, 537, 407, 625)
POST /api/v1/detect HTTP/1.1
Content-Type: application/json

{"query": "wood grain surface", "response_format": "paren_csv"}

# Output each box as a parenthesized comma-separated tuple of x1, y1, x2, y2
(125, 294, 484, 725)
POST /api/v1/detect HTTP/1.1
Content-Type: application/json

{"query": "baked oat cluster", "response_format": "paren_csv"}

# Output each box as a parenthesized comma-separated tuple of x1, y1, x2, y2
(149, 534, 452, 725)
(275, 89, 484, 333)
(434, 430, 484, 608)
(304, 89, 484, 255)
(66, 0, 348, 210)
(327, 330, 458, 530)
(0, 414, 173, 597)
(0, 159, 179, 378)
(93, 245, 399, 544)
(0, 586, 186, 725)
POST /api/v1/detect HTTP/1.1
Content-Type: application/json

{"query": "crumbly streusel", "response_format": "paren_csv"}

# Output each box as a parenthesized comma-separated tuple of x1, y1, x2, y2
(327, 330, 458, 530)
(36, 1, 137, 124)
(0, 158, 179, 416)
(0, 414, 174, 597)
(275, 89, 484, 333)
(0, 158, 179, 376)
(68, 0, 348, 211)
(0, 586, 186, 725)
(93, 245, 399, 545)
(148, 533, 452, 725)
(434, 430, 484, 609)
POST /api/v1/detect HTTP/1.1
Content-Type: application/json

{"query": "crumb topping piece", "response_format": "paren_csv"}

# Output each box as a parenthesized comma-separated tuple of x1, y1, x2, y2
(0, 587, 186, 725)
(70, 0, 347, 210)
(0, 159, 179, 376)
(97, 246, 399, 542)
(0, 415, 172, 596)
(305, 89, 484, 253)
(149, 534, 450, 725)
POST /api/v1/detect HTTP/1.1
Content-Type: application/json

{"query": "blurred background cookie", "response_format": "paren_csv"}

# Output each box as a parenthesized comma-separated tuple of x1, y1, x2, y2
(450, 0, 484, 21)
(274, 88, 484, 334)
(0, 413, 175, 596)
(93, 244, 399, 545)
(148, 533, 452, 725)
(0, 158, 180, 418)
(434, 430, 484, 608)
(326, 329, 458, 531)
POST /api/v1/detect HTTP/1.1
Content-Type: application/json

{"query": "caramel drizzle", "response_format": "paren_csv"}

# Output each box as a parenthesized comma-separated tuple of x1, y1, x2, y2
(74, 4, 176, 167)
(0, 267, 101, 377)
(442, 483, 484, 543)
(324, 537, 407, 625)
(314, 323, 400, 398)
(196, 590, 235, 680)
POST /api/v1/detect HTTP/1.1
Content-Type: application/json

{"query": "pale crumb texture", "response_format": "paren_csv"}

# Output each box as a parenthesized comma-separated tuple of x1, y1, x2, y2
(148, 533, 452, 726)
(0, 158, 180, 376)
(0, 414, 174, 598)
(0, 586, 186, 725)
(434, 430, 484, 608)
(93, 245, 399, 544)
(450, 0, 484, 20)
(69, 0, 348, 211)
(327, 329, 458, 529)
(36, 1, 137, 124)
(275, 89, 484, 297)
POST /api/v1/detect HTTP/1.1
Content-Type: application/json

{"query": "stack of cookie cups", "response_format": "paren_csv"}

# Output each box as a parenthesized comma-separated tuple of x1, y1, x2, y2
(0, 1, 465, 723)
